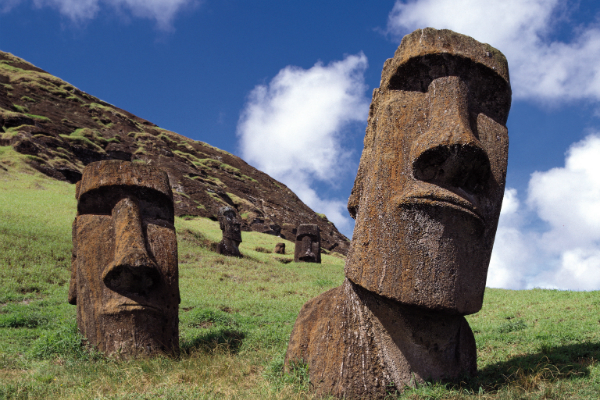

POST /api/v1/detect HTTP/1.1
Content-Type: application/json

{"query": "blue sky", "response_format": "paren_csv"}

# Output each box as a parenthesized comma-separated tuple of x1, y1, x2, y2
(1, 0, 600, 290)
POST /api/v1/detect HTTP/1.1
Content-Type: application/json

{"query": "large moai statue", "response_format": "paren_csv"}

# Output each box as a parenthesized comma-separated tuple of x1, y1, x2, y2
(285, 28, 511, 398)
(294, 224, 321, 263)
(68, 160, 180, 356)
(216, 206, 242, 257)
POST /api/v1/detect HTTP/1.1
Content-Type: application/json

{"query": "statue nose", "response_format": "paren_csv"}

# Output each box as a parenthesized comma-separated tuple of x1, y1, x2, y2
(411, 76, 491, 194)
(102, 196, 160, 293)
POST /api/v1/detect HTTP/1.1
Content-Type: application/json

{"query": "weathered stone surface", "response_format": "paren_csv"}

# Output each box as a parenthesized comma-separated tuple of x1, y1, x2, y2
(216, 206, 242, 257)
(285, 279, 476, 399)
(294, 224, 321, 263)
(0, 50, 350, 255)
(346, 27, 510, 314)
(274, 242, 286, 254)
(286, 28, 511, 397)
(68, 160, 179, 356)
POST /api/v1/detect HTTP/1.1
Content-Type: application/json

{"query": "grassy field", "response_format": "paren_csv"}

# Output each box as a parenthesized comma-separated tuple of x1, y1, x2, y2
(0, 154, 599, 399)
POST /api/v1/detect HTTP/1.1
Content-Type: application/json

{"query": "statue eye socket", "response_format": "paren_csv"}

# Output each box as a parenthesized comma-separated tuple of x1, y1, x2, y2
(387, 54, 511, 125)
(77, 187, 174, 223)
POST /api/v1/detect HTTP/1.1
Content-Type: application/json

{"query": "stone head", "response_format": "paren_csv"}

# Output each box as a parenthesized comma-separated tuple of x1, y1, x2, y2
(218, 206, 242, 243)
(68, 160, 179, 355)
(345, 28, 511, 315)
(274, 242, 286, 255)
(294, 224, 321, 263)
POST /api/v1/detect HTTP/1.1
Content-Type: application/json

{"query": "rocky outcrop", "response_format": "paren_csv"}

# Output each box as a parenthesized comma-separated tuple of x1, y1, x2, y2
(0, 51, 349, 254)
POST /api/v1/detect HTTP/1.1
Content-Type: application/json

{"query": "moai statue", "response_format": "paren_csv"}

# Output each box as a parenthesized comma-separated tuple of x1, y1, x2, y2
(216, 206, 242, 257)
(285, 28, 511, 398)
(274, 242, 286, 254)
(294, 224, 321, 263)
(68, 160, 180, 356)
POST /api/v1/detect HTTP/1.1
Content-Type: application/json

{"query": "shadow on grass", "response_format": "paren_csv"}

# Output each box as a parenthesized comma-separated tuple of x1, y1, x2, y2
(181, 328, 246, 355)
(449, 341, 600, 393)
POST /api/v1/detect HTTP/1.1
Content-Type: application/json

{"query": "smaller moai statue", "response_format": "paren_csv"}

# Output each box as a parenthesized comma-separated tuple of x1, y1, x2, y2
(216, 206, 242, 257)
(68, 160, 179, 357)
(274, 242, 286, 254)
(294, 224, 321, 263)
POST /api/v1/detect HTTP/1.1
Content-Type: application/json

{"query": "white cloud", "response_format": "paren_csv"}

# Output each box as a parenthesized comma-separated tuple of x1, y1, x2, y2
(236, 54, 370, 235)
(528, 135, 600, 251)
(488, 134, 600, 290)
(487, 188, 534, 289)
(32, 0, 99, 21)
(3, 0, 197, 29)
(0, 0, 23, 13)
(387, 0, 600, 102)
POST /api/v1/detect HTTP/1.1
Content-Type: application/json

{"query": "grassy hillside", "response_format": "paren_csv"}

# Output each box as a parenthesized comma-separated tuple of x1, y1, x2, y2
(0, 50, 351, 255)
(0, 155, 599, 399)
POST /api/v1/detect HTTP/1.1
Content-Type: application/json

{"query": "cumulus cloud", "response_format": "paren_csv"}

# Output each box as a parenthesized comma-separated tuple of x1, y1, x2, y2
(488, 134, 600, 290)
(487, 189, 532, 289)
(236, 54, 370, 235)
(3, 0, 197, 29)
(386, 0, 600, 102)
(0, 0, 23, 13)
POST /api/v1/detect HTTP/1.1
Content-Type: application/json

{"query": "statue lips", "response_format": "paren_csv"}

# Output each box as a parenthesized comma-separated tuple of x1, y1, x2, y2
(115, 303, 164, 315)
(102, 299, 166, 316)
(397, 185, 485, 226)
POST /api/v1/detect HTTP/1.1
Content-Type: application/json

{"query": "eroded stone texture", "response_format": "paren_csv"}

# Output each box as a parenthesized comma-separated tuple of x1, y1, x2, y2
(216, 206, 242, 257)
(286, 28, 511, 398)
(68, 160, 179, 356)
(286, 279, 476, 398)
(274, 242, 286, 254)
(294, 224, 321, 263)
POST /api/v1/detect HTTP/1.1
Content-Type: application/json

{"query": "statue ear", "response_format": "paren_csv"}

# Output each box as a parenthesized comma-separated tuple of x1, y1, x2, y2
(347, 179, 361, 219)
(68, 219, 78, 305)
(348, 89, 381, 219)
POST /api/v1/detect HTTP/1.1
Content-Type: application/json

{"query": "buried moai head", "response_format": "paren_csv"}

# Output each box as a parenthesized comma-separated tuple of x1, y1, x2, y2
(294, 224, 321, 263)
(274, 242, 286, 255)
(216, 206, 242, 257)
(68, 160, 179, 356)
(345, 28, 511, 315)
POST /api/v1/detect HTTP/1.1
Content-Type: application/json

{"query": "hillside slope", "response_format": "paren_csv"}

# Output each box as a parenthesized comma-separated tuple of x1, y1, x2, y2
(0, 51, 349, 254)
(1, 169, 599, 399)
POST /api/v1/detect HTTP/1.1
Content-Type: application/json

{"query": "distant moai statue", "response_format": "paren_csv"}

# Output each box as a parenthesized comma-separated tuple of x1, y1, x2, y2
(294, 224, 321, 263)
(216, 206, 242, 257)
(68, 160, 180, 357)
(285, 28, 511, 398)
(274, 242, 286, 254)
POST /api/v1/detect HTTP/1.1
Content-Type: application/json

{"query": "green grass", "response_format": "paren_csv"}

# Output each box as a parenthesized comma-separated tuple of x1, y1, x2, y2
(59, 128, 117, 152)
(24, 114, 51, 123)
(0, 156, 599, 399)
(12, 104, 28, 114)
